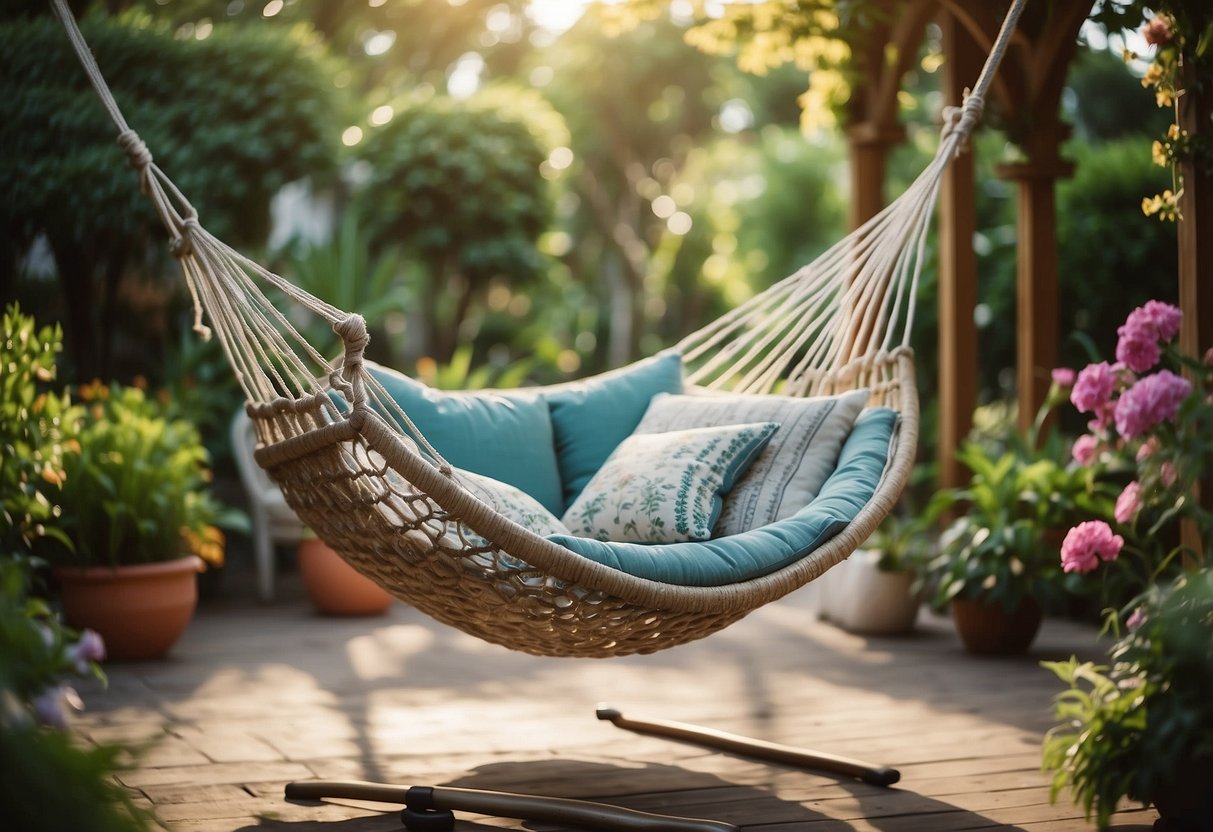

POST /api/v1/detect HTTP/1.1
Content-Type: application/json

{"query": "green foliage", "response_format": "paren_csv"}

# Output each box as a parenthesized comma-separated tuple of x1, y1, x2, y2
(413, 345, 534, 392)
(273, 207, 414, 367)
(0, 305, 79, 559)
(52, 383, 240, 568)
(355, 84, 565, 359)
(924, 427, 1115, 613)
(0, 12, 341, 378)
(0, 558, 151, 832)
(1043, 569, 1213, 828)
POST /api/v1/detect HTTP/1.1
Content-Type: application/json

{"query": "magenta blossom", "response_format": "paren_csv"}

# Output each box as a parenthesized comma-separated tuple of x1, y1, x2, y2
(1071, 434, 1099, 466)
(1061, 521, 1124, 574)
(1051, 367, 1075, 387)
(1116, 325, 1162, 373)
(1113, 369, 1192, 439)
(1071, 362, 1118, 416)
(1136, 300, 1182, 342)
(1114, 481, 1142, 524)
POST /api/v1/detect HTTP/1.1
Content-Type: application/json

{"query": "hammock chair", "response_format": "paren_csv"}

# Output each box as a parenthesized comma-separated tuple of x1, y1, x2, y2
(49, 0, 1024, 663)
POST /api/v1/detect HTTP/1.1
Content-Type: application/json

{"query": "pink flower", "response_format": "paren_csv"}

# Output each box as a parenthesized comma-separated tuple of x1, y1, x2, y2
(1071, 362, 1118, 415)
(1060, 521, 1124, 574)
(1136, 437, 1160, 461)
(1113, 370, 1192, 439)
(1071, 434, 1099, 466)
(1142, 16, 1172, 46)
(1161, 461, 1178, 488)
(1139, 301, 1182, 341)
(68, 629, 106, 673)
(1114, 481, 1142, 524)
(1052, 367, 1075, 387)
(1126, 606, 1147, 631)
(1116, 324, 1162, 373)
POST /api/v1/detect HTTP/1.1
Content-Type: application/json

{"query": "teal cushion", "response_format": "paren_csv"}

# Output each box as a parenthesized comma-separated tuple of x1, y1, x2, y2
(546, 408, 896, 586)
(546, 351, 683, 509)
(362, 362, 564, 516)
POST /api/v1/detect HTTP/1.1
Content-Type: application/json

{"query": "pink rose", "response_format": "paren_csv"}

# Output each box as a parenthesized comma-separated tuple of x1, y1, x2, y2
(1136, 437, 1160, 461)
(1071, 362, 1118, 415)
(1052, 367, 1076, 387)
(1139, 301, 1182, 341)
(1114, 481, 1141, 524)
(1061, 521, 1124, 574)
(1161, 461, 1178, 488)
(1116, 323, 1162, 373)
(1142, 16, 1172, 47)
(1113, 370, 1191, 439)
(1071, 434, 1099, 466)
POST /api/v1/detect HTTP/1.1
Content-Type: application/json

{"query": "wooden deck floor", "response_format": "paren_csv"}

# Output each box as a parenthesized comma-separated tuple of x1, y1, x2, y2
(74, 569, 1159, 832)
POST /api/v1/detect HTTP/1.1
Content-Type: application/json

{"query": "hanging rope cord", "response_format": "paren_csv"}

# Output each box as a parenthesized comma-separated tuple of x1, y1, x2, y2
(50, 0, 1025, 456)
(677, 0, 1025, 395)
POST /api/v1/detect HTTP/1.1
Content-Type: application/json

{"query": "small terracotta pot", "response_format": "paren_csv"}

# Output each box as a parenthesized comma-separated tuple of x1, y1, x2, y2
(297, 539, 393, 616)
(951, 596, 1043, 655)
(54, 556, 204, 661)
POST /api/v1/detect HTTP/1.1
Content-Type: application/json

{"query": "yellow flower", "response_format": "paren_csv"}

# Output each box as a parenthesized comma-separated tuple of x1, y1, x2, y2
(183, 525, 225, 569)
(1152, 140, 1167, 166)
(1156, 88, 1174, 108)
(1143, 63, 1164, 87)
(1168, 123, 1181, 140)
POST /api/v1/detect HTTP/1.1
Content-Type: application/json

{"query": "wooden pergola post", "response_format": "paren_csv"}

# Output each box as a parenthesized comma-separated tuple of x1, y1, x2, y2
(1177, 77, 1213, 559)
(936, 8, 983, 492)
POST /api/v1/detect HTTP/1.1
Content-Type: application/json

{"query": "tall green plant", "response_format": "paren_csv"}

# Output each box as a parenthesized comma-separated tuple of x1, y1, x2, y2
(274, 208, 414, 366)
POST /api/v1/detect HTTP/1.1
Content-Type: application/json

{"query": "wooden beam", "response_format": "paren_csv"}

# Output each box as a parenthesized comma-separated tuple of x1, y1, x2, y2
(1177, 78, 1213, 560)
(936, 7, 983, 492)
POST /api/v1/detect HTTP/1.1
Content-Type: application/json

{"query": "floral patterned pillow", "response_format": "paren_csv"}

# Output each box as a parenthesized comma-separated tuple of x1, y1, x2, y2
(455, 469, 572, 540)
(561, 422, 780, 544)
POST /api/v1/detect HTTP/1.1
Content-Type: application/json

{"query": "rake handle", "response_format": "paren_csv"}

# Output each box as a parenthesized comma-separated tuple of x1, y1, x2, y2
(596, 706, 900, 787)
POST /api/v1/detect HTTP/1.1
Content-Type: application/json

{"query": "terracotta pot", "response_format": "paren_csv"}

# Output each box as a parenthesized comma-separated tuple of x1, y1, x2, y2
(951, 596, 1043, 655)
(54, 556, 204, 661)
(297, 538, 393, 616)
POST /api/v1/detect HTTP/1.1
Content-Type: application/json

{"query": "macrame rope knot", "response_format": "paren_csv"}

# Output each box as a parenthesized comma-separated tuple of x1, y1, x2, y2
(335, 314, 370, 367)
(117, 129, 152, 171)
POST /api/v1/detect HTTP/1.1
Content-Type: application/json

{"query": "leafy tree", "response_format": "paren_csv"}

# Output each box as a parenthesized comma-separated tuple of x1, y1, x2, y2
(354, 84, 567, 362)
(0, 13, 341, 381)
(540, 10, 730, 366)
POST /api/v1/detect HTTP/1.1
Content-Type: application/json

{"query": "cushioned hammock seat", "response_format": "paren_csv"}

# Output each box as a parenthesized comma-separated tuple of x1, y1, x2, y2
(50, 0, 1025, 660)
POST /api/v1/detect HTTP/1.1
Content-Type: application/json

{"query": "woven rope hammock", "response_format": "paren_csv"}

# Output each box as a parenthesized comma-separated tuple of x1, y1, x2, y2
(51, 0, 1025, 659)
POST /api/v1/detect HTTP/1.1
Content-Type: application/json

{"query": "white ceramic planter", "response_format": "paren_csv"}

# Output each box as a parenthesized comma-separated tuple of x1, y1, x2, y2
(817, 549, 920, 635)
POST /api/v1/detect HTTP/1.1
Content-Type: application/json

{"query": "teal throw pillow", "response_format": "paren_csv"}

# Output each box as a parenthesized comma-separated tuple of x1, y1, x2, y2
(562, 422, 779, 543)
(546, 350, 683, 509)
(364, 362, 564, 515)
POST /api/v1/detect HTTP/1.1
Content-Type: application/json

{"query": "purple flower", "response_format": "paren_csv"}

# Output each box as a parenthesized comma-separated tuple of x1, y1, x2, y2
(1052, 367, 1076, 387)
(1114, 481, 1142, 524)
(1061, 521, 1124, 574)
(1113, 370, 1192, 439)
(31, 685, 82, 730)
(1071, 434, 1099, 466)
(1071, 362, 1118, 415)
(68, 629, 106, 674)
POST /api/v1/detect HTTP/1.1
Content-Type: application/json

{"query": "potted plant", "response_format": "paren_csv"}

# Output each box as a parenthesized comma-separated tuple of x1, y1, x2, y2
(819, 511, 927, 635)
(1042, 299, 1212, 828)
(297, 532, 394, 617)
(46, 381, 240, 660)
(923, 427, 1111, 655)
(1043, 569, 1213, 830)
(0, 306, 239, 661)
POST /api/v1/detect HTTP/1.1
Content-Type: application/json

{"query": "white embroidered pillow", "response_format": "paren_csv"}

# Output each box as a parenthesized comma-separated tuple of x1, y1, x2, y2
(561, 422, 779, 544)
(635, 388, 869, 535)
